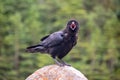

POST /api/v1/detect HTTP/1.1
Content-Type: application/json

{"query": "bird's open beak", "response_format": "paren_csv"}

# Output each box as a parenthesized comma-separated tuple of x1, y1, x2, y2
(70, 22, 76, 30)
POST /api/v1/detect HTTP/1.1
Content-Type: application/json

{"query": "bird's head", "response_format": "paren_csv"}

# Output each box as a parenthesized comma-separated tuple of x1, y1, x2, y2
(67, 20, 79, 32)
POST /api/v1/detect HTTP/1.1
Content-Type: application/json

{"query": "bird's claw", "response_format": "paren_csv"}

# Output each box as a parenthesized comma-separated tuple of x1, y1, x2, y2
(64, 63, 71, 66)
(55, 61, 71, 67)
(56, 62, 65, 67)
(53, 58, 71, 67)
(61, 62, 71, 66)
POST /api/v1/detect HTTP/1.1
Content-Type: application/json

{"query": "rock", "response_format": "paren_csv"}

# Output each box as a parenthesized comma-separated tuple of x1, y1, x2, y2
(25, 65, 88, 80)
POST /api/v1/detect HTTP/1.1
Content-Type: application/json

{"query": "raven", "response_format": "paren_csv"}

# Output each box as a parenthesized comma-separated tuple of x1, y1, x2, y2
(26, 20, 79, 66)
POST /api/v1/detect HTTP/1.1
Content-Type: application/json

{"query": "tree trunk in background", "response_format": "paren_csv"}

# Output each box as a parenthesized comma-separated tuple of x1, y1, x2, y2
(14, 29, 19, 70)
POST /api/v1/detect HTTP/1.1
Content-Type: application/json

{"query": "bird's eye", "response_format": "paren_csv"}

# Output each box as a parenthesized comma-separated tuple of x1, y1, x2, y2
(61, 34, 64, 37)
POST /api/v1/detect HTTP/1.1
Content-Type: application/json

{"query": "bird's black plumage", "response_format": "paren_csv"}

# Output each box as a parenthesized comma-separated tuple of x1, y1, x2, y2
(26, 20, 79, 66)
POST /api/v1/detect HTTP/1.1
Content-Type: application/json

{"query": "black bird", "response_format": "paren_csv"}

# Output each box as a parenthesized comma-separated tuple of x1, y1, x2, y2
(26, 20, 79, 66)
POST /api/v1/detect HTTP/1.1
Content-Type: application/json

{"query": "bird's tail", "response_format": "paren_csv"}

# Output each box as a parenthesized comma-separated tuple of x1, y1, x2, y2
(26, 44, 46, 53)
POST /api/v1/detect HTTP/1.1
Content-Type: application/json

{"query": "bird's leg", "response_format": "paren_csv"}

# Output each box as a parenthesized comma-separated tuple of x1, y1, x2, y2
(53, 58, 64, 67)
(58, 59, 71, 66)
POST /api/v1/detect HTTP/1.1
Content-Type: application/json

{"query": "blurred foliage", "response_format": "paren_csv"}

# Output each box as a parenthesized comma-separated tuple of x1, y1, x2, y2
(0, 0, 120, 80)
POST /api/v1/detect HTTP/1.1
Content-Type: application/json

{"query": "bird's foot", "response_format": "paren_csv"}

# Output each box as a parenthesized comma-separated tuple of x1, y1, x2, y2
(53, 58, 65, 67)
(55, 62, 71, 67)
(59, 59, 71, 66)
(53, 58, 71, 67)
(61, 62, 71, 66)
(55, 62, 65, 67)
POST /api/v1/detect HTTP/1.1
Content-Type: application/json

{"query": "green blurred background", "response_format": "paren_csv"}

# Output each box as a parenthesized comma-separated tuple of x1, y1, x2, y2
(0, 0, 120, 80)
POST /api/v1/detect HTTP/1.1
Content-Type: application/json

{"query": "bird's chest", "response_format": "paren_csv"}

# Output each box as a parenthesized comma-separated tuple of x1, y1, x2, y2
(56, 36, 76, 58)
(61, 36, 76, 51)
(64, 35, 76, 44)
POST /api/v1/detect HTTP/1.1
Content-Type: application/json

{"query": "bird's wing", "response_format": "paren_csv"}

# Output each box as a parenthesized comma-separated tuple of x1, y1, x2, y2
(40, 35, 50, 41)
(40, 31, 64, 48)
